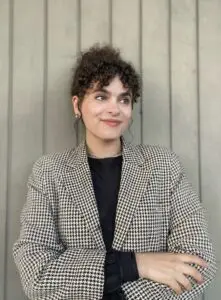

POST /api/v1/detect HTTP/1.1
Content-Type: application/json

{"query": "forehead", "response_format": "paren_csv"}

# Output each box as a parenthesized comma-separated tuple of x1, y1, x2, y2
(90, 76, 131, 95)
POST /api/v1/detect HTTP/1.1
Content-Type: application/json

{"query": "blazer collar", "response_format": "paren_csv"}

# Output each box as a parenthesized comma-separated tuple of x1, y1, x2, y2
(65, 136, 146, 168)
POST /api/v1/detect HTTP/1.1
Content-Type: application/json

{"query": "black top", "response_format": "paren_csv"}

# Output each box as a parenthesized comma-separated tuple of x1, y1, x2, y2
(88, 156, 139, 299)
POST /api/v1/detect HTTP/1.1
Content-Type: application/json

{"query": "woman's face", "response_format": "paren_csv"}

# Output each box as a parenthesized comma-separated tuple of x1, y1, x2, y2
(72, 76, 132, 142)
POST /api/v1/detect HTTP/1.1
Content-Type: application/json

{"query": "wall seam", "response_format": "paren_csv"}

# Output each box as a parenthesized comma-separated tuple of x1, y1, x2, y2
(76, 0, 81, 145)
(168, 0, 173, 151)
(43, 0, 48, 155)
(196, 0, 202, 202)
(195, 1, 204, 298)
(109, 0, 112, 45)
(5, 0, 14, 299)
(140, 0, 143, 144)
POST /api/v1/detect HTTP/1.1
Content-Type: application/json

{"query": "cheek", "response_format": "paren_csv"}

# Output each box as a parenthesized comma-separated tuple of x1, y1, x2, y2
(122, 108, 132, 122)
(81, 104, 102, 126)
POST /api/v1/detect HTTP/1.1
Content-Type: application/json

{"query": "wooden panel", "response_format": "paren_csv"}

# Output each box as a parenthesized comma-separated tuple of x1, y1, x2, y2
(142, 0, 170, 147)
(171, 0, 199, 191)
(81, 0, 110, 50)
(0, 1, 10, 299)
(79, 0, 111, 140)
(199, 1, 221, 299)
(112, 0, 141, 144)
(171, 2, 202, 299)
(6, 1, 45, 299)
(46, 0, 78, 153)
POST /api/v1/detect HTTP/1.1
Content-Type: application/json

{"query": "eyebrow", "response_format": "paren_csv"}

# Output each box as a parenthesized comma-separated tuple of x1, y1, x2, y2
(93, 87, 132, 97)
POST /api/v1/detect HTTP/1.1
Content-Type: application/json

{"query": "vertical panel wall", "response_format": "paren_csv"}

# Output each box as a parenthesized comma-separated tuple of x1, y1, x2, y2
(199, 1, 221, 299)
(142, 0, 171, 148)
(171, 0, 199, 190)
(112, 0, 142, 144)
(0, 1, 10, 300)
(46, 0, 78, 153)
(171, 4, 201, 300)
(6, 1, 45, 299)
(0, 0, 220, 299)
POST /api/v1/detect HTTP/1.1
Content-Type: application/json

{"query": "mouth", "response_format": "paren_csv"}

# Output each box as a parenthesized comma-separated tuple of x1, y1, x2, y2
(101, 120, 122, 127)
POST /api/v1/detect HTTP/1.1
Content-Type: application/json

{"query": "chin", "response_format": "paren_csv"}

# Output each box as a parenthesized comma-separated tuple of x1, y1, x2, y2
(97, 133, 122, 142)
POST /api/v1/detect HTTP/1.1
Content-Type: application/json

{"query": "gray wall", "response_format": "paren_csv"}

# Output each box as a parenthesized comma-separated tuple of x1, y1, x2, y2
(0, 0, 220, 299)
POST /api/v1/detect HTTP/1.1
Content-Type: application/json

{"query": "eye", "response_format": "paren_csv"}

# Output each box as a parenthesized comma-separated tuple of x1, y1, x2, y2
(120, 97, 131, 104)
(95, 95, 106, 101)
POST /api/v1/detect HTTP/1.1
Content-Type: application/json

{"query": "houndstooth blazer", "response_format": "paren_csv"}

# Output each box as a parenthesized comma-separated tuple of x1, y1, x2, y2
(13, 138, 217, 300)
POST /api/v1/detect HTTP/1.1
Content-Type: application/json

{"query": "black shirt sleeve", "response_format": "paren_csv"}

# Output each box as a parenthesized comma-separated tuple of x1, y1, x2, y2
(117, 250, 139, 284)
(104, 250, 121, 294)
(104, 249, 139, 295)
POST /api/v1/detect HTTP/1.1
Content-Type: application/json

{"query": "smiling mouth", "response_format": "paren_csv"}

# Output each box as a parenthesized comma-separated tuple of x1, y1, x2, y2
(101, 120, 122, 127)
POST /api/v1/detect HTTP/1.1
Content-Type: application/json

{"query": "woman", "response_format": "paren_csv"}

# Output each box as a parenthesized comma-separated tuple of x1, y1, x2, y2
(13, 45, 216, 300)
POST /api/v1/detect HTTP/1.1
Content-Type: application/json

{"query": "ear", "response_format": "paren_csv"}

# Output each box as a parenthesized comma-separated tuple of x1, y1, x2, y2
(72, 96, 81, 116)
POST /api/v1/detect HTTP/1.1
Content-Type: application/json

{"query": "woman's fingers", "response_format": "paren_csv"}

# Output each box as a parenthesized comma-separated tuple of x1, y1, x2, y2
(178, 253, 207, 283)
(175, 273, 193, 292)
(181, 264, 204, 283)
(179, 254, 208, 268)
(166, 278, 183, 295)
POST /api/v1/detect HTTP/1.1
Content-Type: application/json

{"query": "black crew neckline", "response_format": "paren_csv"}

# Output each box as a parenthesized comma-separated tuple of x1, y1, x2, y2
(87, 155, 122, 161)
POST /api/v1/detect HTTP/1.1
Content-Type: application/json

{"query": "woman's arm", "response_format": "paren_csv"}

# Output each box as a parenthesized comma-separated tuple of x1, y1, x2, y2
(121, 151, 217, 299)
(13, 158, 105, 300)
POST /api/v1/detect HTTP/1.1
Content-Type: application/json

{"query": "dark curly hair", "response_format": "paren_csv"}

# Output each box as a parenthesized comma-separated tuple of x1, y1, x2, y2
(71, 44, 141, 106)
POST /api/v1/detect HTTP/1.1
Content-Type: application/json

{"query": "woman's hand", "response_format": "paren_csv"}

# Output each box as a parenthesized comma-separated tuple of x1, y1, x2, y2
(135, 252, 208, 295)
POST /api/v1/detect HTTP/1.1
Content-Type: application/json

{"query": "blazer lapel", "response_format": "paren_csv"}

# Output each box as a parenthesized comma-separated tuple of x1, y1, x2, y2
(62, 138, 152, 251)
(62, 141, 105, 250)
(112, 139, 152, 250)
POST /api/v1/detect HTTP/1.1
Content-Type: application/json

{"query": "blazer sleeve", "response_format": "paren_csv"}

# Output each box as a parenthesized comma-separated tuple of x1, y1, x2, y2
(121, 151, 217, 300)
(13, 157, 105, 300)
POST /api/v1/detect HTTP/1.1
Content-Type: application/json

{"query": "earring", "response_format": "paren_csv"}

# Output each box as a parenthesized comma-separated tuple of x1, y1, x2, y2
(75, 113, 81, 119)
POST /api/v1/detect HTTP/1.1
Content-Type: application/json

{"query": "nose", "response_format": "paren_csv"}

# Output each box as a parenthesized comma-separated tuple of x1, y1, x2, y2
(107, 99, 120, 115)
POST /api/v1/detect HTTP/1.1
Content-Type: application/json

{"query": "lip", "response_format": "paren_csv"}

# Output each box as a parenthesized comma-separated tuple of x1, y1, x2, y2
(101, 119, 122, 127)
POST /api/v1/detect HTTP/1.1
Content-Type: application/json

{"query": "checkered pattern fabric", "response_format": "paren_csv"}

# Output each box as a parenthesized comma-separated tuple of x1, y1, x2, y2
(13, 138, 217, 299)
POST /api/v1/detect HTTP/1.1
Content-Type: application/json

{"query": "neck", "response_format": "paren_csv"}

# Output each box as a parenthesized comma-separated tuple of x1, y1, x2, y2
(86, 134, 122, 158)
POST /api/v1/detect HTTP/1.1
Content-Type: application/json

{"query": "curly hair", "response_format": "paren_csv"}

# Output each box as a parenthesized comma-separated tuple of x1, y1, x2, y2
(71, 44, 141, 106)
